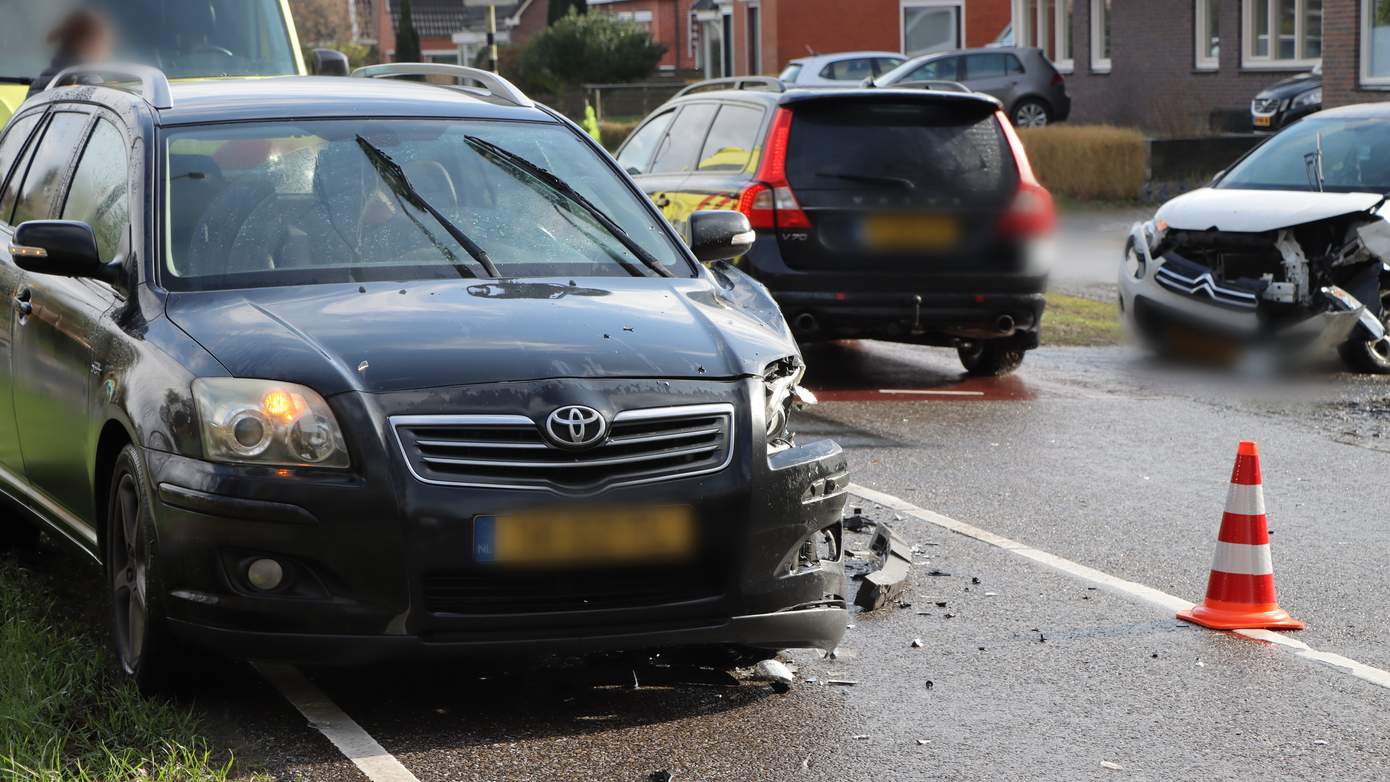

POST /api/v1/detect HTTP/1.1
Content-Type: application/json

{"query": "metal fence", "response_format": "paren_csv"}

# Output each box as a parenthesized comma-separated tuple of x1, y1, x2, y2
(584, 82, 687, 122)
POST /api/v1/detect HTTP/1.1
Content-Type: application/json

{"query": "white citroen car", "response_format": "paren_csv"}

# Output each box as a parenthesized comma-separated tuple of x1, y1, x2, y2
(1120, 103, 1390, 372)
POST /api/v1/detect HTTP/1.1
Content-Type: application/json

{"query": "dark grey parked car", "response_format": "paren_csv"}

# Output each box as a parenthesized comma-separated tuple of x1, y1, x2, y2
(873, 47, 1070, 127)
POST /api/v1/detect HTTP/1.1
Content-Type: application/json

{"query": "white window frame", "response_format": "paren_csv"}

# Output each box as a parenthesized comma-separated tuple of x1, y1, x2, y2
(1241, 0, 1321, 70)
(1195, 0, 1220, 70)
(900, 0, 967, 58)
(1361, 0, 1390, 87)
(1012, 0, 1075, 72)
(1090, 0, 1111, 73)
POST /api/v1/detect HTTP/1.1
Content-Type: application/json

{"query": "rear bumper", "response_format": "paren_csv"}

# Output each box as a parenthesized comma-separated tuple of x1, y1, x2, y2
(168, 605, 848, 664)
(774, 289, 1045, 346)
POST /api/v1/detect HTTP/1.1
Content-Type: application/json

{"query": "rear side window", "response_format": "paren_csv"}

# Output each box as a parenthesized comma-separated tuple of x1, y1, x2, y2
(650, 103, 718, 174)
(906, 57, 959, 81)
(0, 115, 48, 225)
(617, 109, 675, 175)
(779, 63, 804, 81)
(11, 112, 89, 226)
(874, 57, 906, 75)
(63, 120, 129, 261)
(697, 105, 764, 173)
(820, 58, 875, 81)
(965, 54, 1011, 79)
(1007, 55, 1026, 75)
(784, 102, 1016, 204)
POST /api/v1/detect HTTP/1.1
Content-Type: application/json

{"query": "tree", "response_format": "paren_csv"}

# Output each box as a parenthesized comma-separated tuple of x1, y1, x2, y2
(288, 0, 353, 47)
(524, 12, 666, 87)
(396, 0, 422, 63)
(547, 0, 588, 26)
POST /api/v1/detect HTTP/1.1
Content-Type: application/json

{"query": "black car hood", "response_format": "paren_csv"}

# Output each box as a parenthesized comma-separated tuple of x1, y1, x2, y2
(1256, 71, 1321, 100)
(165, 272, 797, 395)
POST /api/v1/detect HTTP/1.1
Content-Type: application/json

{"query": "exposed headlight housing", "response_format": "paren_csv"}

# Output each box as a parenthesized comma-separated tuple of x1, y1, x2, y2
(1292, 87, 1321, 108)
(762, 358, 815, 448)
(193, 378, 350, 468)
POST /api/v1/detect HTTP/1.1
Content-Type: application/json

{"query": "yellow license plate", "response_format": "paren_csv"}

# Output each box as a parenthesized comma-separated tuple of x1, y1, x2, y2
(863, 215, 961, 250)
(474, 506, 695, 566)
(1254, 115, 1273, 128)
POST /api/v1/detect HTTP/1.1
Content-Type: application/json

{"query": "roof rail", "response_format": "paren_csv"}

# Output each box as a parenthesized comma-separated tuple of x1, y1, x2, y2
(894, 79, 974, 94)
(674, 76, 786, 98)
(46, 63, 173, 109)
(352, 63, 533, 108)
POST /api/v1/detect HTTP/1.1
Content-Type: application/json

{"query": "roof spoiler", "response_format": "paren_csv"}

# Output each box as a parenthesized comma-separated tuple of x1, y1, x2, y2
(352, 63, 533, 109)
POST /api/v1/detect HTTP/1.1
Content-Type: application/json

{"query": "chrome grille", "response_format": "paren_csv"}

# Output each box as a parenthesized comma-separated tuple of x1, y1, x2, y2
(1154, 264, 1260, 310)
(391, 404, 735, 492)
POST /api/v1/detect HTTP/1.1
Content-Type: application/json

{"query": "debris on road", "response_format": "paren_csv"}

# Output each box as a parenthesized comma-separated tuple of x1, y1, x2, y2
(852, 734, 870, 741)
(1101, 761, 1124, 771)
(1313, 739, 1329, 746)
(853, 524, 913, 611)
(911, 638, 924, 648)
(650, 772, 674, 782)
(826, 679, 859, 686)
(916, 739, 931, 746)
(844, 506, 873, 532)
(924, 680, 934, 689)
(753, 660, 796, 693)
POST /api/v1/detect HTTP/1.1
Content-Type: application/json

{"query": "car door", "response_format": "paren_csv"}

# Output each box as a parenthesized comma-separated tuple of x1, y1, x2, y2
(636, 102, 719, 238)
(962, 53, 1018, 102)
(677, 102, 768, 242)
(11, 109, 124, 529)
(0, 109, 48, 477)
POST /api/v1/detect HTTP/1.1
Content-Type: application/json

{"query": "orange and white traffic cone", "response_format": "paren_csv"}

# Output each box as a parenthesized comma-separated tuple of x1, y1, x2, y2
(1177, 441, 1305, 631)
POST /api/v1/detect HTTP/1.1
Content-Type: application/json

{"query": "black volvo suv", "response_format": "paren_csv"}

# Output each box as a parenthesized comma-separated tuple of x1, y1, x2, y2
(0, 64, 847, 690)
(616, 77, 1056, 376)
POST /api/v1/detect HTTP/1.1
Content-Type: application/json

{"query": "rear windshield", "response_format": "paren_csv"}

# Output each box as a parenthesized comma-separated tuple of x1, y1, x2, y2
(785, 101, 1016, 203)
(161, 119, 690, 291)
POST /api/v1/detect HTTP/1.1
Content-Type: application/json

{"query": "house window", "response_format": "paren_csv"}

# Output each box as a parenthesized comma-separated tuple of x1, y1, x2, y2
(1014, 0, 1074, 71)
(1090, 0, 1111, 72)
(1196, 0, 1221, 69)
(1243, 0, 1321, 68)
(902, 1, 964, 57)
(1363, 0, 1390, 86)
(747, 6, 761, 75)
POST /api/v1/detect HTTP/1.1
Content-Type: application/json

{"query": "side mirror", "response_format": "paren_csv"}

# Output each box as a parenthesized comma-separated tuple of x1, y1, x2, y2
(688, 210, 755, 262)
(311, 49, 351, 77)
(11, 220, 119, 283)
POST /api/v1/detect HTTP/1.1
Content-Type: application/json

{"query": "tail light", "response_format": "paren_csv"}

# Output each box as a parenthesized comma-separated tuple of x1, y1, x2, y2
(994, 110, 1056, 238)
(1050, 70, 1065, 87)
(737, 107, 812, 231)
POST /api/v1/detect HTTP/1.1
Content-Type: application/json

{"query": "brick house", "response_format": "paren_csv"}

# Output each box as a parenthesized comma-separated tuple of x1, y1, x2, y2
(368, 0, 551, 64)
(680, 0, 1011, 78)
(1010, 1, 1390, 133)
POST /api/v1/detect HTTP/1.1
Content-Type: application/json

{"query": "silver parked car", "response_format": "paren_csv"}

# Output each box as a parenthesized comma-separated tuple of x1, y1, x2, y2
(778, 51, 907, 87)
(874, 47, 1070, 127)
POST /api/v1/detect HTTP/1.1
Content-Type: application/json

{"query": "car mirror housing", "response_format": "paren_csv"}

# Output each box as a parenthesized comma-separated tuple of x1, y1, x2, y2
(311, 48, 351, 77)
(10, 220, 120, 284)
(688, 210, 755, 262)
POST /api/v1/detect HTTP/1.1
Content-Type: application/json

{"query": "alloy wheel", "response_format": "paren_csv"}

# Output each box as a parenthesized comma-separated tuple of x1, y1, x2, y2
(110, 472, 148, 674)
(1015, 103, 1048, 128)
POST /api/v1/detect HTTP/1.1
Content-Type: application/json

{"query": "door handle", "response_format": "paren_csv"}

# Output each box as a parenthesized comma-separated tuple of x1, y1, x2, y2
(15, 288, 31, 319)
(652, 193, 671, 208)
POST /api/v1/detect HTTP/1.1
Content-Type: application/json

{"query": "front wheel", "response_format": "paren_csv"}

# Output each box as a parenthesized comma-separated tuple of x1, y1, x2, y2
(107, 444, 183, 694)
(958, 341, 1026, 376)
(1337, 288, 1390, 374)
(1012, 99, 1051, 128)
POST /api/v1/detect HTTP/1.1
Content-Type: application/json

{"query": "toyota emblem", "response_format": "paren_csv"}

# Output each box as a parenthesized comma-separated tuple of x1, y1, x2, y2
(544, 405, 607, 448)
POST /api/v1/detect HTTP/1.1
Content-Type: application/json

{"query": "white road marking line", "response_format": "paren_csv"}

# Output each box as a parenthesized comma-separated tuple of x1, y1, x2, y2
(848, 482, 1390, 692)
(877, 389, 987, 396)
(256, 662, 421, 782)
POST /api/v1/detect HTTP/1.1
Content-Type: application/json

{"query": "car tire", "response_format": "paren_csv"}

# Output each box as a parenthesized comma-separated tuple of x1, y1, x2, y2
(958, 341, 1026, 377)
(1337, 289, 1390, 374)
(1012, 99, 1051, 128)
(106, 444, 184, 695)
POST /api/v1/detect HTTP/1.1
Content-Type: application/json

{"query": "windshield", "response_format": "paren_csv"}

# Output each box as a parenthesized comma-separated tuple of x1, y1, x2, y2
(161, 119, 690, 290)
(1217, 117, 1390, 194)
(0, 0, 297, 83)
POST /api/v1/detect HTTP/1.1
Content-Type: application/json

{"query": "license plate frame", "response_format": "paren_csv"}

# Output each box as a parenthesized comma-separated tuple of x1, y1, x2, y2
(473, 506, 696, 566)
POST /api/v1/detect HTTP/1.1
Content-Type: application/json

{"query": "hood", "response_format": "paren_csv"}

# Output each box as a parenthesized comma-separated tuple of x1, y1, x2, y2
(165, 274, 798, 395)
(1255, 71, 1321, 100)
(1156, 188, 1383, 233)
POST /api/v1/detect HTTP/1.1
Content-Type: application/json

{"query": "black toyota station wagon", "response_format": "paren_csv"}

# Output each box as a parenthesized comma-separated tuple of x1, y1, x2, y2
(0, 63, 848, 690)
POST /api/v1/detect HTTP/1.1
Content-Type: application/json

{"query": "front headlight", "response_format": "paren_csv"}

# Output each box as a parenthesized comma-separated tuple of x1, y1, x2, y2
(192, 378, 350, 468)
(763, 358, 815, 445)
(1292, 87, 1321, 108)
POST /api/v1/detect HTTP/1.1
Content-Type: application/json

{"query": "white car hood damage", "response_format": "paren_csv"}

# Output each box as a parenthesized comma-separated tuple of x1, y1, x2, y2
(1156, 188, 1384, 233)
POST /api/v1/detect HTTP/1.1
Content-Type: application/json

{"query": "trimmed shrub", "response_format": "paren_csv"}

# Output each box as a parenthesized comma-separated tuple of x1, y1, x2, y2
(1019, 124, 1147, 202)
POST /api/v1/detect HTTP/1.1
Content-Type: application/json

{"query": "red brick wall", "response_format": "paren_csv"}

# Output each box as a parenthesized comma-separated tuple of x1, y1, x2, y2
(591, 0, 697, 71)
(510, 0, 550, 47)
(1322, 0, 1390, 108)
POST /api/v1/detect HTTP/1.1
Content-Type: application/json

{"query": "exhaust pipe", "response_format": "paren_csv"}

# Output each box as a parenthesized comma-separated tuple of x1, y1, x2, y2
(995, 314, 1016, 333)
(793, 312, 819, 335)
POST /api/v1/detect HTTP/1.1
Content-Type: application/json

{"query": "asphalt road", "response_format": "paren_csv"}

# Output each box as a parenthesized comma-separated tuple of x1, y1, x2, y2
(170, 339, 1390, 782)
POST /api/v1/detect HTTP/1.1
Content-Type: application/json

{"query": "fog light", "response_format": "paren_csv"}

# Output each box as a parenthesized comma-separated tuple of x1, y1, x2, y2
(246, 558, 284, 591)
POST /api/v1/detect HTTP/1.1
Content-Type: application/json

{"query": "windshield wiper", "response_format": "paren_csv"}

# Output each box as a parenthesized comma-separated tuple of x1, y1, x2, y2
(816, 169, 917, 191)
(354, 135, 501, 278)
(462, 135, 674, 278)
